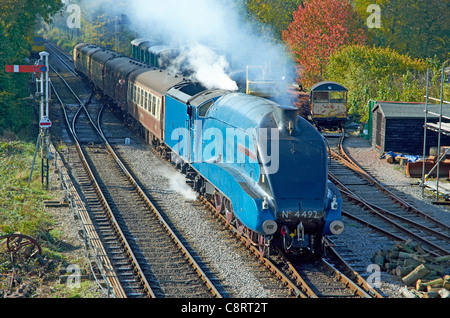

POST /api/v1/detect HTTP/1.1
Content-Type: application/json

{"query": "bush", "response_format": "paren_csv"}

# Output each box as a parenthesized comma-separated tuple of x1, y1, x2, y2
(324, 45, 447, 122)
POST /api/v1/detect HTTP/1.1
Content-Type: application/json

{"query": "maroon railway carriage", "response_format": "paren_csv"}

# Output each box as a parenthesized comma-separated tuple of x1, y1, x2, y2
(127, 68, 184, 143)
(74, 43, 184, 145)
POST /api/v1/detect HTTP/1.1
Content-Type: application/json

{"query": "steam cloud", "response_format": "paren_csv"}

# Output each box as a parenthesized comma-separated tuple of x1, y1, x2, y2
(166, 170, 198, 201)
(153, 161, 198, 201)
(169, 43, 238, 91)
(89, 0, 295, 92)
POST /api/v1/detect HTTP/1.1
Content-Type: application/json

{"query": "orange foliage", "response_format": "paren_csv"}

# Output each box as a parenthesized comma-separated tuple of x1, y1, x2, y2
(282, 0, 366, 87)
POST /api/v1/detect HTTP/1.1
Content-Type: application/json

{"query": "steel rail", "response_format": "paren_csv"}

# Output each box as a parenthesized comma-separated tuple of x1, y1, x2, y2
(324, 238, 384, 298)
(101, 122, 223, 298)
(329, 172, 448, 257)
(45, 41, 78, 76)
(330, 132, 449, 232)
(320, 258, 371, 298)
(51, 57, 223, 298)
(50, 66, 155, 298)
(198, 196, 307, 298)
(275, 249, 318, 298)
(277, 248, 373, 298)
(350, 191, 450, 241)
(50, 82, 128, 298)
(328, 129, 449, 256)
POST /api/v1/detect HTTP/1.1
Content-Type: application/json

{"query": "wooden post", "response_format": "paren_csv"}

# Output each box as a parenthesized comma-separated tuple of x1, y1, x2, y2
(416, 278, 445, 291)
(424, 290, 441, 298)
(444, 275, 450, 290)
(434, 255, 450, 263)
(401, 264, 430, 286)
(396, 265, 414, 277)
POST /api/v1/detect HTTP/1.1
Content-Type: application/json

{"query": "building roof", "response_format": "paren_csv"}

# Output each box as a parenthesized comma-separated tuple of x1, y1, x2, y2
(372, 101, 450, 119)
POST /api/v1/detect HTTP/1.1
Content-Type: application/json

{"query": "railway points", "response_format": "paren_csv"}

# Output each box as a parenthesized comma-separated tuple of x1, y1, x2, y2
(4, 39, 448, 300)
(45, 41, 380, 298)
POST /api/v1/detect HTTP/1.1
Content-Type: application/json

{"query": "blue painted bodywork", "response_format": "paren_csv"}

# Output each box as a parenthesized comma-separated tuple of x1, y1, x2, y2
(164, 88, 342, 238)
(74, 40, 342, 251)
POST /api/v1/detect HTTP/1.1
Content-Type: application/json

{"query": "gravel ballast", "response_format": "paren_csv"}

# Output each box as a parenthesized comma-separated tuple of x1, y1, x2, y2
(65, 107, 449, 298)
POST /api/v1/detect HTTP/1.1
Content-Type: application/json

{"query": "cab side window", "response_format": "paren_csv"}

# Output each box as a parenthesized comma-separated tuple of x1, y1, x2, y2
(198, 100, 214, 117)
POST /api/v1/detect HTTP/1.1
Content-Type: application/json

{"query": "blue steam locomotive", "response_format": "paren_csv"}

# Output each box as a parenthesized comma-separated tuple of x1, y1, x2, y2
(74, 43, 344, 257)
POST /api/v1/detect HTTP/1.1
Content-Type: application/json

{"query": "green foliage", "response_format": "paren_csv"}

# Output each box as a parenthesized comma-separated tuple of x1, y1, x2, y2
(0, 0, 63, 136)
(353, 0, 449, 61)
(39, 1, 135, 57)
(325, 45, 449, 122)
(245, 0, 303, 41)
(0, 141, 53, 237)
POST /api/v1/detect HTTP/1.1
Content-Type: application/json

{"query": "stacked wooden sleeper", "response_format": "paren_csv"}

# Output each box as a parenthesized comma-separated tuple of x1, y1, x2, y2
(371, 239, 450, 298)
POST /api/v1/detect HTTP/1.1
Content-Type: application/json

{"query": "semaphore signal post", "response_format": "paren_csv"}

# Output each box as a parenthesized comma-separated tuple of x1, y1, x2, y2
(6, 51, 52, 188)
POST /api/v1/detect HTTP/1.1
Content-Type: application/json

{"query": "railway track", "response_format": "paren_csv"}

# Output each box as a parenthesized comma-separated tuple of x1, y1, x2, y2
(200, 193, 381, 298)
(46, 42, 383, 298)
(327, 131, 450, 259)
(272, 250, 372, 298)
(48, 47, 223, 298)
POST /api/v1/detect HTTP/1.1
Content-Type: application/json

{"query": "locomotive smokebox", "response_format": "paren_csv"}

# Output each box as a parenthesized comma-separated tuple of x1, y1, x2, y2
(273, 105, 299, 135)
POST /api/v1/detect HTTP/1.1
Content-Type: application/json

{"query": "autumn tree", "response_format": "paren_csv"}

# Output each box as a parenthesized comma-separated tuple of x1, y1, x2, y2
(0, 0, 62, 136)
(245, 0, 303, 41)
(282, 0, 366, 87)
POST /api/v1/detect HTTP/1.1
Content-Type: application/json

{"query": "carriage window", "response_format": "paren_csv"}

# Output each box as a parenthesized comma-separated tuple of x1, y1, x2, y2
(330, 91, 347, 103)
(133, 85, 136, 103)
(152, 96, 156, 116)
(313, 92, 329, 102)
(198, 100, 214, 117)
(148, 95, 155, 113)
(156, 98, 161, 119)
(138, 87, 142, 106)
(144, 91, 148, 111)
(142, 90, 145, 108)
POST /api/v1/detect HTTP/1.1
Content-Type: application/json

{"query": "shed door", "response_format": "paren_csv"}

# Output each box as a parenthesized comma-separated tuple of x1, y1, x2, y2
(376, 112, 382, 150)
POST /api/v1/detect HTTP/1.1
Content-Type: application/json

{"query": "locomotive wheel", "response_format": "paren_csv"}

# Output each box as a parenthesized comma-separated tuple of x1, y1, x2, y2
(224, 199, 233, 224)
(214, 193, 223, 214)
(258, 234, 269, 258)
(244, 228, 252, 245)
(236, 219, 245, 235)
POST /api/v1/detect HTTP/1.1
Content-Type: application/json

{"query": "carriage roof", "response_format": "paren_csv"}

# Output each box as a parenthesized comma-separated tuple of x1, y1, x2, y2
(310, 81, 348, 92)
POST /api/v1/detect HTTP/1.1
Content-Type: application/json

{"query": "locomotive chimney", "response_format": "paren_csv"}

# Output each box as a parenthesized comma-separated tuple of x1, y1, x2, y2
(273, 105, 299, 135)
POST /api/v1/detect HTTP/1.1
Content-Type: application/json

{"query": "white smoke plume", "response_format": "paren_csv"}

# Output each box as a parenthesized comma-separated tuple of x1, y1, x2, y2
(152, 161, 198, 201)
(170, 43, 238, 91)
(85, 0, 295, 92)
(166, 171, 198, 201)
